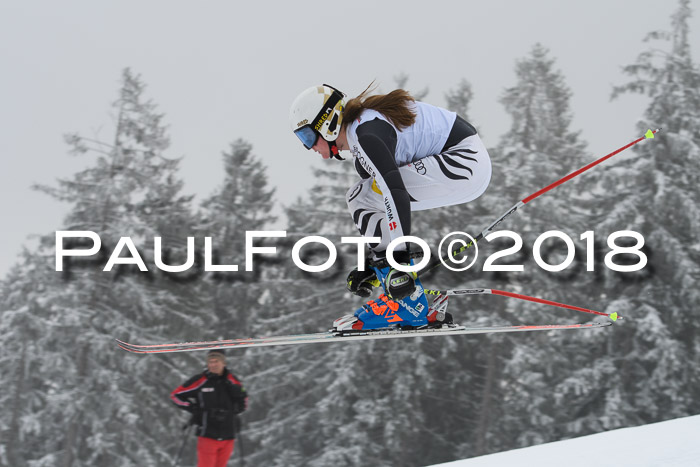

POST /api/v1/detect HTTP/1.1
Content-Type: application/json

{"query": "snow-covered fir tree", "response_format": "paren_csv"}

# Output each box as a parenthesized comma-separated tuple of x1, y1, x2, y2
(0, 251, 57, 467)
(1, 69, 203, 466)
(601, 0, 700, 421)
(198, 139, 277, 337)
(480, 43, 601, 453)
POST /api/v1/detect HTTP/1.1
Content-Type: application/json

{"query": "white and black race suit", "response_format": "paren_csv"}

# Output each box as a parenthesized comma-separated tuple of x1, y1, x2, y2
(345, 102, 492, 256)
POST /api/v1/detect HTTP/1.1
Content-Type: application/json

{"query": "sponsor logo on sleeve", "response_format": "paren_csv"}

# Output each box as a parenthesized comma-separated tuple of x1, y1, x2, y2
(384, 197, 395, 222)
(353, 146, 377, 179)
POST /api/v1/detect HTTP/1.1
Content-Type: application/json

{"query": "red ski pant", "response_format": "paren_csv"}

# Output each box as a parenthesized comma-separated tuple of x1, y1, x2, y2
(197, 436, 234, 467)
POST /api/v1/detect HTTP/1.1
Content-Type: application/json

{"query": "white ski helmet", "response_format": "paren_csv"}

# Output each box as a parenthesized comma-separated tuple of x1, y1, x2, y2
(289, 84, 346, 156)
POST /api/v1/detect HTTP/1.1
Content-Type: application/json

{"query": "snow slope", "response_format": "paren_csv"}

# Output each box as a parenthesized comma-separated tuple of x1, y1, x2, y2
(431, 415, 700, 467)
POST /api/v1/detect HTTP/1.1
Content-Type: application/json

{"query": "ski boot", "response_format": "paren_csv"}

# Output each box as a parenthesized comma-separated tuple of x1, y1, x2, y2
(334, 289, 454, 331)
(335, 262, 432, 331)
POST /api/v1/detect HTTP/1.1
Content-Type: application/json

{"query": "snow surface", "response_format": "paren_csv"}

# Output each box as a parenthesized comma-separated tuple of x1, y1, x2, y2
(430, 415, 700, 467)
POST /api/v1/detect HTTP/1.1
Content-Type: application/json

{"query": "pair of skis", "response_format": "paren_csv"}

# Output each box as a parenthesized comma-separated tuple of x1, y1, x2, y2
(117, 129, 658, 355)
(117, 287, 616, 354)
(116, 323, 613, 354)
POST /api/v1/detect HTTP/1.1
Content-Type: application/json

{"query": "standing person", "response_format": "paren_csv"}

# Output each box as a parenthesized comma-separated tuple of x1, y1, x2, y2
(170, 349, 248, 467)
(289, 83, 492, 331)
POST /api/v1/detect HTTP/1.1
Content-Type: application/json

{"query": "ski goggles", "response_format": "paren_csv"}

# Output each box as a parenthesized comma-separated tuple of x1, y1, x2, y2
(294, 125, 319, 150)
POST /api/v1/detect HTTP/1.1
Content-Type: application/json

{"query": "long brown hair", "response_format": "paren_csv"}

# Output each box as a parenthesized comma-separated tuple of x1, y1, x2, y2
(343, 82, 416, 130)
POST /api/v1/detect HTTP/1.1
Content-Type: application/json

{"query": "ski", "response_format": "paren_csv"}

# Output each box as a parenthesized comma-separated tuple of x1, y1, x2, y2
(116, 320, 612, 354)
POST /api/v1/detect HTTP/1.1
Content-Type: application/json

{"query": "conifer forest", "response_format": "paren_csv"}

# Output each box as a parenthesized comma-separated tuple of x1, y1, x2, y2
(1, 2, 699, 466)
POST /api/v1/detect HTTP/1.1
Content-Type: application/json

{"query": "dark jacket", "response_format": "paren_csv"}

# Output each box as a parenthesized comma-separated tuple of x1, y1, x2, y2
(170, 368, 248, 440)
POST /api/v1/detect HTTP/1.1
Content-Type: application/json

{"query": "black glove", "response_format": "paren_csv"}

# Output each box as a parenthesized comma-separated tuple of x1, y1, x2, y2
(346, 267, 378, 297)
(385, 250, 417, 300)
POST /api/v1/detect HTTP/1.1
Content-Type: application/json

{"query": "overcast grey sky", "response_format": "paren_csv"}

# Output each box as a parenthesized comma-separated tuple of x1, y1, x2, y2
(2, 1, 699, 278)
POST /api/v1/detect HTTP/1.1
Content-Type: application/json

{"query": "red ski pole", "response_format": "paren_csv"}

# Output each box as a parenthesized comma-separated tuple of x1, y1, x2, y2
(424, 287, 621, 321)
(424, 128, 661, 271)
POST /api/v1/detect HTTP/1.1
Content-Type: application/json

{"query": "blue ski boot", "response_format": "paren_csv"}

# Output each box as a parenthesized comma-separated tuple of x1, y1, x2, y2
(340, 262, 431, 331)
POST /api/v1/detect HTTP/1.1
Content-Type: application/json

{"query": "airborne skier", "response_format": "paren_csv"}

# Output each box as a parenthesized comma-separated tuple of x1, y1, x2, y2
(119, 111, 654, 352)
(289, 83, 492, 331)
